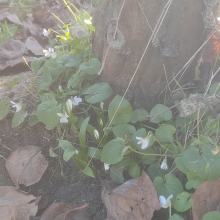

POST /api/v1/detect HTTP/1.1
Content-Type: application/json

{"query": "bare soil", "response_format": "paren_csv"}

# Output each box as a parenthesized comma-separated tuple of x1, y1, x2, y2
(0, 113, 106, 220)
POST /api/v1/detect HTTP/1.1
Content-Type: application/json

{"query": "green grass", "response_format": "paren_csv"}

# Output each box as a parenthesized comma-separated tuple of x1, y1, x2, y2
(0, 0, 38, 44)
(0, 20, 22, 44)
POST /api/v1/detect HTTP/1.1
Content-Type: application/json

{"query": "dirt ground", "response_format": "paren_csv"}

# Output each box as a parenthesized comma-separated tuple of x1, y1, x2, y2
(0, 113, 106, 220)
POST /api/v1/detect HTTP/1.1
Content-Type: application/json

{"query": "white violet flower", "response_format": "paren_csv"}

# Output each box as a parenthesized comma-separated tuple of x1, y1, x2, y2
(75, 150, 79, 155)
(84, 19, 92, 25)
(104, 163, 110, 171)
(136, 137, 149, 149)
(43, 48, 57, 59)
(136, 132, 152, 149)
(43, 29, 49, 36)
(72, 96, 82, 106)
(160, 157, 168, 170)
(159, 194, 173, 208)
(10, 101, 22, 112)
(94, 129, 99, 140)
(57, 112, 69, 123)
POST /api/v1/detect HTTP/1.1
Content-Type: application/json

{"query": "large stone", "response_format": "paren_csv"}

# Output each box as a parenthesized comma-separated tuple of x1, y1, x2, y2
(92, 0, 206, 110)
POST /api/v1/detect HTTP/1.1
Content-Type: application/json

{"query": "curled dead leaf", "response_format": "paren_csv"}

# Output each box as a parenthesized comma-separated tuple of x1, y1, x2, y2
(0, 186, 38, 220)
(191, 177, 220, 220)
(102, 171, 161, 220)
(40, 203, 89, 220)
(5, 145, 49, 187)
(36, 189, 49, 211)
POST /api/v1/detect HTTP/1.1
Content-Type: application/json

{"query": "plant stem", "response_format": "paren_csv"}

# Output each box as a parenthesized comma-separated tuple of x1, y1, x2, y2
(169, 205, 171, 218)
(129, 148, 173, 157)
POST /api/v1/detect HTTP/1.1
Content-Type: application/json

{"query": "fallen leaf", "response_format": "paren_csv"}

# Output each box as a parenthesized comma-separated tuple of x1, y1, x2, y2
(102, 171, 161, 220)
(5, 145, 49, 187)
(36, 189, 49, 210)
(0, 186, 38, 220)
(40, 203, 89, 220)
(191, 177, 220, 220)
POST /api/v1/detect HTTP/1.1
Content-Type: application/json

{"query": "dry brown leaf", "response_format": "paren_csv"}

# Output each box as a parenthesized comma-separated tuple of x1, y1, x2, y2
(36, 189, 49, 211)
(191, 177, 220, 220)
(0, 186, 38, 220)
(102, 171, 161, 220)
(40, 203, 89, 220)
(5, 145, 48, 187)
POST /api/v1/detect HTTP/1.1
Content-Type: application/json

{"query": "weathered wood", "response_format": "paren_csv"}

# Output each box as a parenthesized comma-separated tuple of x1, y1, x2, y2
(92, 0, 205, 109)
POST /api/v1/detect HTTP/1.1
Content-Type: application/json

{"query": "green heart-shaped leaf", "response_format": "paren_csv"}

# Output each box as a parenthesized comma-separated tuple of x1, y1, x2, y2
(31, 57, 45, 73)
(59, 140, 77, 161)
(201, 211, 220, 220)
(83, 83, 112, 104)
(110, 158, 133, 184)
(12, 104, 27, 128)
(153, 174, 183, 203)
(174, 192, 193, 212)
(155, 124, 176, 142)
(108, 95, 132, 125)
(37, 101, 61, 129)
(148, 162, 169, 180)
(112, 124, 136, 139)
(128, 162, 140, 178)
(101, 139, 126, 164)
(57, 54, 82, 67)
(131, 109, 149, 124)
(150, 104, 172, 123)
(37, 72, 52, 93)
(0, 100, 9, 120)
(79, 58, 100, 76)
(67, 72, 82, 89)
(182, 145, 220, 180)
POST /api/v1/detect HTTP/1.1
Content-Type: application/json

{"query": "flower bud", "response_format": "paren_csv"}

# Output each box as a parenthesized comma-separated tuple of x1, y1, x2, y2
(94, 129, 99, 140)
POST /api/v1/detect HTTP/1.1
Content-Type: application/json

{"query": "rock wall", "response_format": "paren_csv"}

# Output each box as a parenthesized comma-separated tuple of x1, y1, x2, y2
(92, 0, 212, 110)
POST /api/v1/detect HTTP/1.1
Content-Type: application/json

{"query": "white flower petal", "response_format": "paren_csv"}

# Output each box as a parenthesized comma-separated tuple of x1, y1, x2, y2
(57, 113, 64, 117)
(84, 19, 92, 25)
(159, 196, 167, 208)
(74, 96, 82, 103)
(10, 101, 16, 105)
(104, 163, 110, 171)
(94, 129, 99, 140)
(160, 161, 168, 170)
(60, 117, 68, 123)
(141, 141, 148, 149)
(136, 137, 143, 141)
(66, 99, 73, 113)
(43, 29, 49, 36)
(167, 194, 173, 201)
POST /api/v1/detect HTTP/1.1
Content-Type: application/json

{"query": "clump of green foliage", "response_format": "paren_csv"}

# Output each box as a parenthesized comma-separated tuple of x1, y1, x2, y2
(1, 0, 220, 219)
